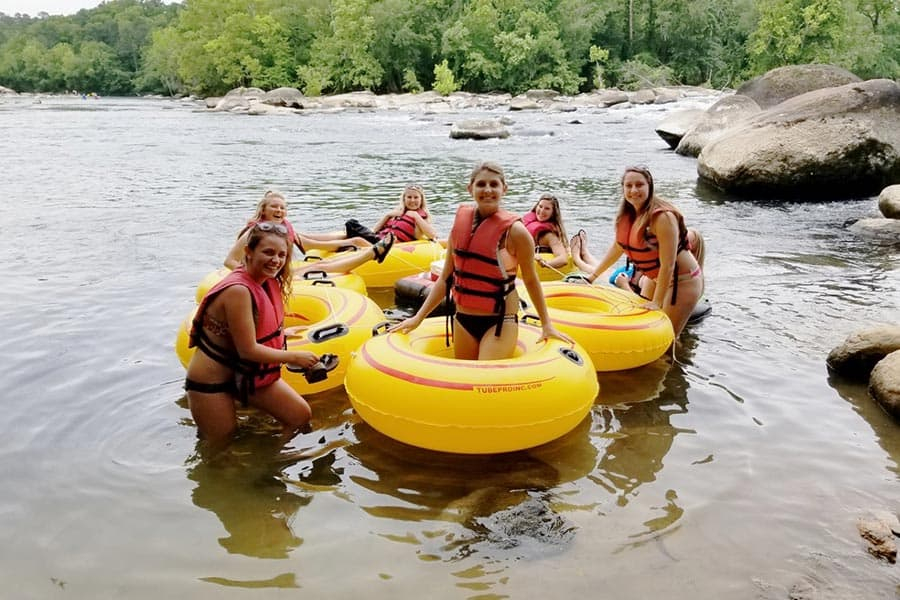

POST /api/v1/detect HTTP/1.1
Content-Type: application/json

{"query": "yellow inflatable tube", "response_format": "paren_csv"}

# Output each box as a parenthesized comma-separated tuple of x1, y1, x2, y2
(195, 263, 366, 303)
(519, 281, 674, 372)
(307, 239, 444, 289)
(176, 285, 386, 396)
(522, 252, 575, 281)
(345, 318, 598, 454)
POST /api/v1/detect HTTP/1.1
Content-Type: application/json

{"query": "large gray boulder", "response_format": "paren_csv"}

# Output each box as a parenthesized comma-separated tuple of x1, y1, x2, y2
(318, 91, 379, 109)
(261, 87, 305, 108)
(0, 85, 17, 95)
(212, 87, 265, 112)
(870, 351, 900, 420)
(450, 119, 510, 140)
(879, 185, 900, 219)
(698, 79, 900, 199)
(675, 95, 761, 157)
(736, 64, 861, 109)
(827, 326, 900, 380)
(509, 95, 541, 111)
(655, 109, 705, 149)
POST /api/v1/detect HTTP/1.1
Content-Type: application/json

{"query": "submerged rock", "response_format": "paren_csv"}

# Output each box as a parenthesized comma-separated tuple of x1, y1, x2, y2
(475, 496, 575, 552)
(857, 510, 900, 562)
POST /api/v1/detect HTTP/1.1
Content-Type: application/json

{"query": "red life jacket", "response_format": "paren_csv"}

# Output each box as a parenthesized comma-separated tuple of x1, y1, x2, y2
(378, 208, 428, 242)
(450, 204, 519, 316)
(522, 211, 556, 246)
(190, 266, 285, 401)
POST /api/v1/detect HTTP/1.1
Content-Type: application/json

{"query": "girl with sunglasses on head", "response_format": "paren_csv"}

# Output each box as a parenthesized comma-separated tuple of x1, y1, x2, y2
(187, 222, 318, 453)
(302, 184, 438, 247)
(224, 190, 394, 273)
(523, 193, 570, 269)
(574, 166, 704, 338)
(389, 162, 571, 360)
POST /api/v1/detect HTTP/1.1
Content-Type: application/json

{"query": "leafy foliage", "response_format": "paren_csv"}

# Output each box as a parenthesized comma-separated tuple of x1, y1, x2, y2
(0, 0, 897, 96)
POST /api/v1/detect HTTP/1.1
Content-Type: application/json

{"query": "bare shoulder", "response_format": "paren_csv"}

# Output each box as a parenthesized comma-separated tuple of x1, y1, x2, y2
(650, 210, 678, 231)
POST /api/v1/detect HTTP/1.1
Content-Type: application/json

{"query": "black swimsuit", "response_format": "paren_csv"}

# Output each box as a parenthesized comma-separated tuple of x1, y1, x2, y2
(184, 378, 238, 396)
(454, 313, 518, 341)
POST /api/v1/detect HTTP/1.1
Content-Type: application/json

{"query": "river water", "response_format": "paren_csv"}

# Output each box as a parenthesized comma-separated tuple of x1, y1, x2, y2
(0, 94, 898, 599)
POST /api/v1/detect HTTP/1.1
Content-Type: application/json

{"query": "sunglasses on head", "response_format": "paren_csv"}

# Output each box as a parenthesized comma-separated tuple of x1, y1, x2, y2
(254, 222, 289, 235)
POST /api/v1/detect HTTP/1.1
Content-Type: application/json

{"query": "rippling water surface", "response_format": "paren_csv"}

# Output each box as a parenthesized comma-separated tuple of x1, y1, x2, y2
(1, 95, 898, 599)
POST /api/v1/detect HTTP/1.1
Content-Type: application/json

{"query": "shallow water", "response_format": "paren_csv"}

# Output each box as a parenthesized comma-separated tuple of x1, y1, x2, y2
(0, 95, 898, 599)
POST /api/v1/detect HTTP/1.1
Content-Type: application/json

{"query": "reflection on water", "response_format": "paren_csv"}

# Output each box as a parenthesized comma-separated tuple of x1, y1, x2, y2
(186, 434, 311, 560)
(182, 344, 697, 580)
(827, 374, 900, 478)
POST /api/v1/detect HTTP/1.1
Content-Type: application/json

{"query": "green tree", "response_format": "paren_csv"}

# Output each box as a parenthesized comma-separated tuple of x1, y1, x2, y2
(204, 12, 294, 89)
(135, 25, 183, 94)
(306, 0, 383, 92)
(369, 0, 446, 93)
(441, 0, 504, 91)
(655, 0, 753, 87)
(747, 0, 850, 74)
(432, 58, 459, 95)
(68, 40, 131, 93)
(494, 9, 582, 93)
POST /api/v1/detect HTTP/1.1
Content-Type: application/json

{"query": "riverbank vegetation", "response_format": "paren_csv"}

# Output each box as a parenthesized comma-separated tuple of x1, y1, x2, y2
(1, 0, 897, 97)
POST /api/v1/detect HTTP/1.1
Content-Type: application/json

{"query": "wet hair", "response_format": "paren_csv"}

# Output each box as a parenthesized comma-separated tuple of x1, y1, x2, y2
(245, 223, 293, 304)
(616, 166, 688, 248)
(688, 228, 705, 268)
(468, 161, 506, 185)
(530, 193, 569, 249)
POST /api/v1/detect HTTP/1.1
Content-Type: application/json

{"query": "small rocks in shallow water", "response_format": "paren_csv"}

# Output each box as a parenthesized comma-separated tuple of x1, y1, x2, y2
(856, 511, 899, 563)
(475, 496, 575, 551)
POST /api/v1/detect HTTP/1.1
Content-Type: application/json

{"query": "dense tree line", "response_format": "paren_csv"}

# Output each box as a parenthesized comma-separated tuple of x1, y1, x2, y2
(0, 0, 897, 96)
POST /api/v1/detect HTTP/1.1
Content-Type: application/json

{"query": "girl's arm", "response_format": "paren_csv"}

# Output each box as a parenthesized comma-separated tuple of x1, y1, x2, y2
(223, 232, 249, 269)
(389, 239, 455, 333)
(647, 212, 679, 308)
(372, 208, 402, 233)
(509, 223, 572, 344)
(538, 231, 568, 268)
(587, 242, 624, 283)
(410, 211, 438, 239)
(219, 286, 319, 369)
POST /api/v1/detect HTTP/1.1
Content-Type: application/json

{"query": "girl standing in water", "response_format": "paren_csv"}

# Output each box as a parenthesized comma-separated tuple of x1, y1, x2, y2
(390, 162, 570, 360)
(187, 223, 316, 451)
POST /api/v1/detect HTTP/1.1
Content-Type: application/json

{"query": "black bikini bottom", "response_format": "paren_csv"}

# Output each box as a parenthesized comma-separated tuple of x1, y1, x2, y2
(454, 313, 518, 341)
(184, 378, 239, 397)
